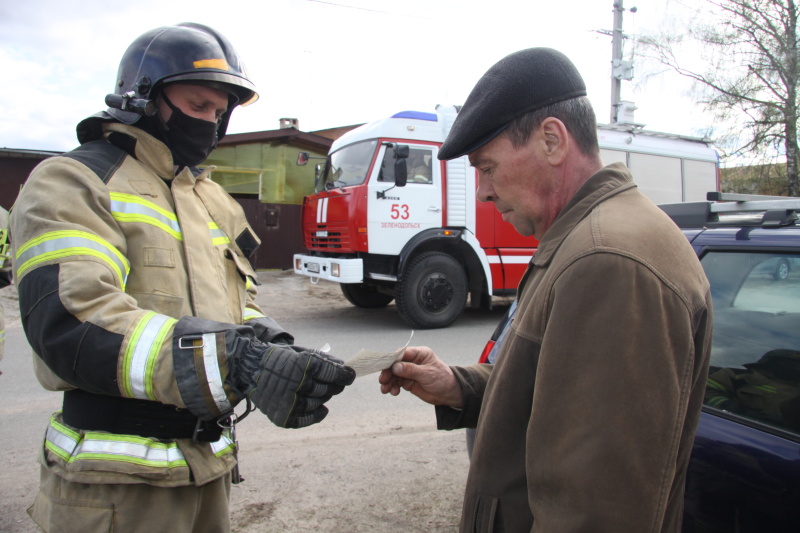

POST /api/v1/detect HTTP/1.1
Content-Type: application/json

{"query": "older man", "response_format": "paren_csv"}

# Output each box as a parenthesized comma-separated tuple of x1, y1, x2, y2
(381, 48, 713, 532)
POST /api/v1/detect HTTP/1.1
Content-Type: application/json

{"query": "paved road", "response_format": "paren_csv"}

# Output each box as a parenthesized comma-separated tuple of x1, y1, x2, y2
(0, 272, 512, 532)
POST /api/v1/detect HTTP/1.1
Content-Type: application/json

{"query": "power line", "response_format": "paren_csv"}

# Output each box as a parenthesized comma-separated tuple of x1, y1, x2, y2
(305, 0, 431, 20)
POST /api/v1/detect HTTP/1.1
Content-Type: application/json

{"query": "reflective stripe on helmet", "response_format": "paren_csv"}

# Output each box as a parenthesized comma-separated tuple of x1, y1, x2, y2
(122, 312, 178, 400)
(14, 230, 129, 290)
(194, 58, 229, 70)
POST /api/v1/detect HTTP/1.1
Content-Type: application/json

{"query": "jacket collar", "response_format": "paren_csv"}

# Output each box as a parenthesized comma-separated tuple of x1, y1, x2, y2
(101, 122, 177, 182)
(532, 162, 636, 267)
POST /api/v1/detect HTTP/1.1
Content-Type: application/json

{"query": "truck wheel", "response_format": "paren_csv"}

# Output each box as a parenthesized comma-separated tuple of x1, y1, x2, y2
(341, 283, 394, 308)
(396, 252, 467, 329)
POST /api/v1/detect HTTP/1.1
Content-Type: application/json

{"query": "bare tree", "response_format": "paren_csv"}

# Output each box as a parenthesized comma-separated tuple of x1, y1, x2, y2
(640, 0, 800, 196)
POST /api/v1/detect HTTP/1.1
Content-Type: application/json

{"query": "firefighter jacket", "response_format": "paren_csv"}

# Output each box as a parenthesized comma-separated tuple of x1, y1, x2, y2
(437, 163, 714, 532)
(0, 206, 9, 360)
(10, 122, 287, 488)
(706, 349, 800, 431)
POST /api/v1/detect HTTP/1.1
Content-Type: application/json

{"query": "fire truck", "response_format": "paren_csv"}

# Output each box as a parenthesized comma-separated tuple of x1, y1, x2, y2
(293, 105, 719, 328)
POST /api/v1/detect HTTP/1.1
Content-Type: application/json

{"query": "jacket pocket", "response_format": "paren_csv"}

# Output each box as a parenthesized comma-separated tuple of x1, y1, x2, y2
(143, 247, 175, 268)
(225, 247, 257, 284)
(130, 291, 185, 319)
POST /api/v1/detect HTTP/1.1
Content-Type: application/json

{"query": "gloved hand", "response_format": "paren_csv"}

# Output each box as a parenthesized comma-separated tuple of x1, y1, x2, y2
(228, 338, 356, 428)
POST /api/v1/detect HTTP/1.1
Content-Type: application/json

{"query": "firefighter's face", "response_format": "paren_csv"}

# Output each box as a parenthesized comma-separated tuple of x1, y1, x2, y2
(160, 83, 229, 124)
(471, 122, 565, 239)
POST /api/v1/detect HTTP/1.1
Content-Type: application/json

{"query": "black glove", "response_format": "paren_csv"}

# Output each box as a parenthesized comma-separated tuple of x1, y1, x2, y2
(229, 339, 356, 429)
(245, 316, 295, 345)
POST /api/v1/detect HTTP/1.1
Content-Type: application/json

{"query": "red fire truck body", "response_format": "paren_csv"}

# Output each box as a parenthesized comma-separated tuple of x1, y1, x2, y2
(294, 105, 718, 328)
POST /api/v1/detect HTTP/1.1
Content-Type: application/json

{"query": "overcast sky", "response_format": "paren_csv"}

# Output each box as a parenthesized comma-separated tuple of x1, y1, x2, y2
(0, 0, 711, 153)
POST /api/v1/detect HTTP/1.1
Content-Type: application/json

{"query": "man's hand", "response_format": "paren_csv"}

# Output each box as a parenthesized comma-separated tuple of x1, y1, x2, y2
(378, 346, 462, 408)
(232, 341, 355, 429)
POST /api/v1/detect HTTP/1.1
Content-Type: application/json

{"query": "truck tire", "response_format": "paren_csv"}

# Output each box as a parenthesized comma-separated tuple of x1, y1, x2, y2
(396, 252, 467, 329)
(341, 283, 394, 308)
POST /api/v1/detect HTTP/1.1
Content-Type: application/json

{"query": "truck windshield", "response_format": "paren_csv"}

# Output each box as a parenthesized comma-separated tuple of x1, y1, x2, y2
(317, 140, 378, 193)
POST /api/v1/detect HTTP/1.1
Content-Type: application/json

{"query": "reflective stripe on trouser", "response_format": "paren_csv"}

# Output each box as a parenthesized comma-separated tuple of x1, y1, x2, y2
(44, 414, 235, 469)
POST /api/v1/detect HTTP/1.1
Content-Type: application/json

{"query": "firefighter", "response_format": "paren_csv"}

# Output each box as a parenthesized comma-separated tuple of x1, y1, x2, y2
(0, 205, 9, 364)
(10, 23, 355, 532)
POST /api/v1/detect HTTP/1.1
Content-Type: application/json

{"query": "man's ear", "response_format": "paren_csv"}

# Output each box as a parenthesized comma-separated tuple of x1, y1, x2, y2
(540, 117, 569, 166)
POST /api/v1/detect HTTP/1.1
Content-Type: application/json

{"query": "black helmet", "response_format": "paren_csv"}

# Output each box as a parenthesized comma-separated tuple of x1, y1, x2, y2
(106, 22, 258, 139)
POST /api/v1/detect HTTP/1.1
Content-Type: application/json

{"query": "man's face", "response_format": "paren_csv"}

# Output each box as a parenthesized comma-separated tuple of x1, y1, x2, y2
(160, 83, 229, 124)
(470, 129, 561, 239)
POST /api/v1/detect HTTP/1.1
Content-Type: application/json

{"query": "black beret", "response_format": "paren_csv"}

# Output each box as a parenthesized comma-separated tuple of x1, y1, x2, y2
(438, 48, 587, 161)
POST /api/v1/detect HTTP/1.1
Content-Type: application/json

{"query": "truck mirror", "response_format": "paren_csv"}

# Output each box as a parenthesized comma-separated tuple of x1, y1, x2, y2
(297, 151, 310, 166)
(394, 144, 410, 159)
(393, 144, 409, 187)
(395, 158, 408, 187)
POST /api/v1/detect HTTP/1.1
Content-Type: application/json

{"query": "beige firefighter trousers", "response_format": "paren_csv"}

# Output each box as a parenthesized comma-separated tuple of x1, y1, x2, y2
(28, 465, 232, 533)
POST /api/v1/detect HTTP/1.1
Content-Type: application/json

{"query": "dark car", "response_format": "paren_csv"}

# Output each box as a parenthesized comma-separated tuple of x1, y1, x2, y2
(469, 193, 800, 532)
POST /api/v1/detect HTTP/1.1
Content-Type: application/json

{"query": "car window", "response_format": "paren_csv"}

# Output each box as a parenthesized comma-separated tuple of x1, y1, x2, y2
(702, 251, 800, 435)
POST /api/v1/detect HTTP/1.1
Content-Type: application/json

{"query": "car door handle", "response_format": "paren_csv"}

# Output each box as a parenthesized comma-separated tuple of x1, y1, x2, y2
(428, 206, 441, 212)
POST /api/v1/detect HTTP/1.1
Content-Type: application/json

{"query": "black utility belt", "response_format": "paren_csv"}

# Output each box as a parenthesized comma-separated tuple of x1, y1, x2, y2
(62, 389, 223, 442)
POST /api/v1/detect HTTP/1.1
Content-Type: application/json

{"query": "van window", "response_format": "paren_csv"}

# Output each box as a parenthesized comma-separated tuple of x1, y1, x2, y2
(683, 159, 717, 202)
(628, 153, 682, 204)
(702, 251, 800, 434)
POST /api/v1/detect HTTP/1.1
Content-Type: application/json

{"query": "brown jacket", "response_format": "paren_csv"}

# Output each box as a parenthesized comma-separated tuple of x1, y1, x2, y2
(440, 163, 713, 532)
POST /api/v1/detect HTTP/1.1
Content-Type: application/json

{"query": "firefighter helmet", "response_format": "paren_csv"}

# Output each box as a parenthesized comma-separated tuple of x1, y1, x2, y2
(106, 22, 258, 139)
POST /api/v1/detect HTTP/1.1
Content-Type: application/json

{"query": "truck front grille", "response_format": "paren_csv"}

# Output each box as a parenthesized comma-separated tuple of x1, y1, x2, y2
(306, 223, 351, 250)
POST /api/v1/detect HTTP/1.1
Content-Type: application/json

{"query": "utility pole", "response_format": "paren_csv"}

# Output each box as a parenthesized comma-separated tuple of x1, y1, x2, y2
(610, 1, 635, 123)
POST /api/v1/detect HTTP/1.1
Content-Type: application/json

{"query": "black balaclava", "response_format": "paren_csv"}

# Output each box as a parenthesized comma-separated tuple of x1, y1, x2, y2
(156, 91, 220, 167)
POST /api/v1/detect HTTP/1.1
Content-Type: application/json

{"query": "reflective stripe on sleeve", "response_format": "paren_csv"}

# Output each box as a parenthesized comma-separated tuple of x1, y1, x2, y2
(45, 415, 189, 468)
(14, 230, 130, 289)
(242, 308, 265, 321)
(122, 312, 178, 400)
(200, 333, 232, 413)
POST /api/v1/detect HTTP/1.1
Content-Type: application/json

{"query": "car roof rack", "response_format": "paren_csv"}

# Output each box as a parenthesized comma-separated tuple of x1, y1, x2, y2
(660, 192, 800, 229)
